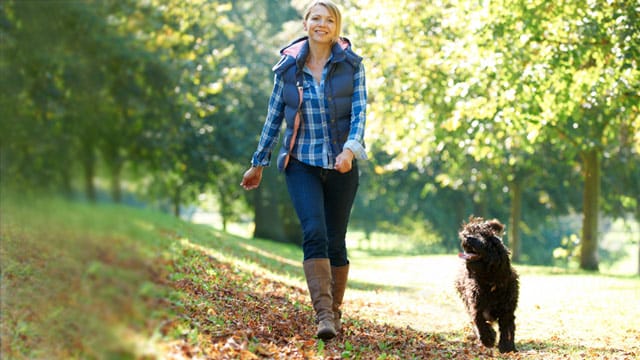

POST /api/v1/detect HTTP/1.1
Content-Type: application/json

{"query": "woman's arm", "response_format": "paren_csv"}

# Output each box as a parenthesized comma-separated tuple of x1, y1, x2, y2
(251, 73, 287, 167)
(343, 62, 367, 161)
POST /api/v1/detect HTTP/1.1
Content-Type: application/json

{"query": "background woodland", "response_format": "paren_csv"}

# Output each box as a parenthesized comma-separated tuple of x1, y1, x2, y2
(2, 0, 639, 272)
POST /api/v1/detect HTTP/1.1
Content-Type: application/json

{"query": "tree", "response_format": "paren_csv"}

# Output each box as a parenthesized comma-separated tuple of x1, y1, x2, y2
(344, 0, 639, 270)
(500, 0, 639, 270)
(228, 0, 303, 243)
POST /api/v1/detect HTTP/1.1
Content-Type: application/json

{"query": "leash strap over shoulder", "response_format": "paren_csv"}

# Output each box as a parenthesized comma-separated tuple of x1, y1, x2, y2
(283, 80, 303, 169)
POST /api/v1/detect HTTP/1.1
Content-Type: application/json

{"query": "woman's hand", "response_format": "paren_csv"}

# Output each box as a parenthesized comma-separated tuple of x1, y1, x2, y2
(240, 166, 263, 190)
(334, 149, 354, 173)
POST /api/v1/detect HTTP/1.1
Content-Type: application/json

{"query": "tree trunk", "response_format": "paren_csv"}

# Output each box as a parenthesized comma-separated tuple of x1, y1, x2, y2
(60, 163, 73, 197)
(472, 192, 488, 218)
(580, 149, 600, 271)
(253, 166, 302, 244)
(218, 186, 229, 232)
(81, 139, 96, 202)
(254, 167, 287, 241)
(173, 186, 181, 217)
(110, 161, 122, 203)
(636, 212, 640, 276)
(450, 191, 467, 252)
(281, 200, 303, 245)
(509, 179, 523, 262)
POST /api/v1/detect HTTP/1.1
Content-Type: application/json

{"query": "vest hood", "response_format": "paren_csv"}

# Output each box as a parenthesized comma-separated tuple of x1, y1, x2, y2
(273, 36, 360, 74)
(280, 36, 352, 57)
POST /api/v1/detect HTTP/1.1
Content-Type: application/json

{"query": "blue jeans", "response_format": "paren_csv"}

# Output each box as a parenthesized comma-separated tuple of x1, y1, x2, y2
(285, 157, 359, 266)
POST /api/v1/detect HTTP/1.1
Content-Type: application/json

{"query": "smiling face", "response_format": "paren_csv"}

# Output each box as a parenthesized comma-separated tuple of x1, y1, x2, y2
(303, 2, 341, 44)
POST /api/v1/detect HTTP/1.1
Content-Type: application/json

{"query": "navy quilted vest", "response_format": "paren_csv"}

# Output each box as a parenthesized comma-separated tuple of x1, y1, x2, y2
(273, 37, 362, 170)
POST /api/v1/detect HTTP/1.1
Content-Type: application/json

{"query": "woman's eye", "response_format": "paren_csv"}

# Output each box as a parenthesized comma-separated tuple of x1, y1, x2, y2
(310, 16, 335, 23)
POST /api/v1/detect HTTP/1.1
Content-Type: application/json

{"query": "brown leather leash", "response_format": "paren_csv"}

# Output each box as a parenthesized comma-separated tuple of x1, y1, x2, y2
(283, 82, 303, 169)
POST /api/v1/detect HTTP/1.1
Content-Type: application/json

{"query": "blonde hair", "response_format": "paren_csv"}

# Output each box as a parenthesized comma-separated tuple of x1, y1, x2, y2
(303, 0, 342, 43)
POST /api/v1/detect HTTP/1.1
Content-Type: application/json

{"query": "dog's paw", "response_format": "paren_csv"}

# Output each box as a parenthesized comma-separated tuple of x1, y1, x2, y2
(498, 342, 517, 353)
(498, 335, 517, 353)
(478, 327, 496, 348)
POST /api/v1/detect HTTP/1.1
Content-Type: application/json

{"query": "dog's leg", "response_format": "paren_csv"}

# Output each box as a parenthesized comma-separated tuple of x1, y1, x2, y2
(474, 312, 496, 348)
(497, 315, 516, 353)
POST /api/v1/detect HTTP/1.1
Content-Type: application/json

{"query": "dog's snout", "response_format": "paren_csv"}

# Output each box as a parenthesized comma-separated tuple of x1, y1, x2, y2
(463, 236, 483, 249)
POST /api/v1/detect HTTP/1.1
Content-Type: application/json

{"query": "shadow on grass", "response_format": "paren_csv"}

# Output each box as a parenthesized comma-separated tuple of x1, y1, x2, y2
(515, 263, 640, 280)
(513, 338, 638, 359)
(347, 279, 415, 292)
(350, 247, 440, 257)
(187, 225, 421, 293)
(166, 242, 635, 360)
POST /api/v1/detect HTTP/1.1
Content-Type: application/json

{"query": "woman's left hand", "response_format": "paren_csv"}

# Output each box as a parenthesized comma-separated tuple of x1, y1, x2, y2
(334, 149, 354, 173)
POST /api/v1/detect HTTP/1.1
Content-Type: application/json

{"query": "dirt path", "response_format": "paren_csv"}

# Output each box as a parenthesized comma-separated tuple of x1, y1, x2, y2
(346, 254, 640, 355)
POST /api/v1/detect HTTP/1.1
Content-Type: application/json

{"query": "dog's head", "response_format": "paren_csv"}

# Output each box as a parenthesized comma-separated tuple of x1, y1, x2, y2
(458, 216, 511, 273)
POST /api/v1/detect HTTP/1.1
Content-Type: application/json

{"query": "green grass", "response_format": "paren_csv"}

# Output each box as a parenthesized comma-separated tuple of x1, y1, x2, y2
(1, 192, 639, 359)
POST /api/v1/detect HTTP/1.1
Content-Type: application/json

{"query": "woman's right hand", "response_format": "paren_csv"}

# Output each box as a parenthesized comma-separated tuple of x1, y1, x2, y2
(240, 166, 263, 190)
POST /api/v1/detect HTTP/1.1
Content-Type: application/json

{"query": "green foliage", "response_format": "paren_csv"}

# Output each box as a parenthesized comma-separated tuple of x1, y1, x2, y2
(1, 0, 263, 211)
(553, 234, 582, 268)
(344, 0, 639, 269)
(1, 0, 638, 270)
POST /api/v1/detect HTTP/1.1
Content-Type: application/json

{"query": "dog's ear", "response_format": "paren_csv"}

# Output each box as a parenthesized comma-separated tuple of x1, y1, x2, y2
(487, 235, 510, 271)
(487, 219, 504, 236)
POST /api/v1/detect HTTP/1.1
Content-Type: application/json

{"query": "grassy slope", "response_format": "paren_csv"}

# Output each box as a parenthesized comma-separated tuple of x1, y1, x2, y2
(1, 194, 639, 359)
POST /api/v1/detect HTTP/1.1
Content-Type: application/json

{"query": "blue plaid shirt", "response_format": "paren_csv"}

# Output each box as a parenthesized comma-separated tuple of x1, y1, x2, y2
(251, 59, 367, 169)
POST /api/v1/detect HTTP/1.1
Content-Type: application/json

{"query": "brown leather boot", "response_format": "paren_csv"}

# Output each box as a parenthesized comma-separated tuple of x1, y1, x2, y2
(303, 259, 336, 340)
(331, 264, 349, 332)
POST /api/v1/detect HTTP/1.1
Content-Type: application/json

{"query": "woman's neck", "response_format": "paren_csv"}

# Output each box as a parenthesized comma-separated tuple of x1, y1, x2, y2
(307, 41, 332, 66)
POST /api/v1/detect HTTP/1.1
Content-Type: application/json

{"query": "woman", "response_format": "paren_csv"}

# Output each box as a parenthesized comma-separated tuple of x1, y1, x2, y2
(240, 0, 367, 340)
